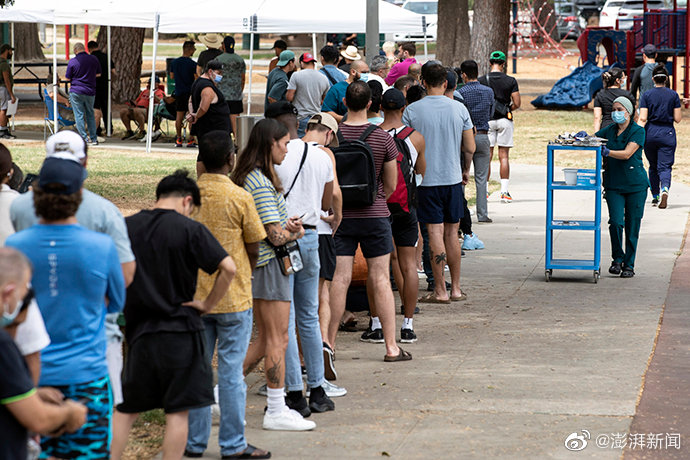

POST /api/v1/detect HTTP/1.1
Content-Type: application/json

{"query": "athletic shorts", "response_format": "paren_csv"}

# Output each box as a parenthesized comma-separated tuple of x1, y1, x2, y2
(416, 183, 464, 224)
(488, 118, 514, 148)
(334, 217, 393, 258)
(40, 376, 111, 460)
(390, 208, 419, 247)
(226, 100, 243, 115)
(318, 234, 336, 281)
(252, 256, 292, 301)
(0, 86, 10, 111)
(93, 90, 107, 110)
(175, 93, 190, 113)
(118, 331, 214, 414)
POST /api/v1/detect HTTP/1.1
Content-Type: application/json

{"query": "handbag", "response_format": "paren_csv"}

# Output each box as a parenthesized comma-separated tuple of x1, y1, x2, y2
(267, 239, 304, 276)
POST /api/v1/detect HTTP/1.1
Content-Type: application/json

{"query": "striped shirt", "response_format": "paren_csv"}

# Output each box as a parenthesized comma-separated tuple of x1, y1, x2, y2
(243, 169, 288, 267)
(338, 123, 399, 219)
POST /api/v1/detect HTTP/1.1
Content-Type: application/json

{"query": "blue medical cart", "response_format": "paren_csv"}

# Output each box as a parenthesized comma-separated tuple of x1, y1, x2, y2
(545, 145, 603, 283)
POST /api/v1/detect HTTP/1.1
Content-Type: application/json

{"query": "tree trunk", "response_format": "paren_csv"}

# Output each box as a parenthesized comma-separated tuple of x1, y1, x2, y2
(470, 0, 511, 75)
(436, 0, 471, 68)
(96, 26, 145, 103)
(14, 23, 44, 61)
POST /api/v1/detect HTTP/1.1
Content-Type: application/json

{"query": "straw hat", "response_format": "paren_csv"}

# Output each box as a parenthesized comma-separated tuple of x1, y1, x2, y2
(199, 33, 222, 49)
(340, 45, 362, 61)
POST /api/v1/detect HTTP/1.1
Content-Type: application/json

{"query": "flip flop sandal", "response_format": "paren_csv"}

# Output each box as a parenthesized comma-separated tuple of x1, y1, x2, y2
(222, 444, 271, 459)
(384, 347, 413, 362)
(451, 290, 467, 301)
(338, 319, 358, 332)
(418, 293, 451, 304)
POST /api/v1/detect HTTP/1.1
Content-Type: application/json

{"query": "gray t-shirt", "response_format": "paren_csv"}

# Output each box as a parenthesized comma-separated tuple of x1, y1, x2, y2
(639, 62, 656, 98)
(402, 95, 473, 187)
(216, 52, 246, 102)
(287, 69, 330, 120)
(265, 67, 289, 108)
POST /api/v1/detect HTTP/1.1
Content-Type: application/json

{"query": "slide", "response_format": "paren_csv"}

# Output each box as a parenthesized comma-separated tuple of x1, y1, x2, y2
(531, 61, 609, 109)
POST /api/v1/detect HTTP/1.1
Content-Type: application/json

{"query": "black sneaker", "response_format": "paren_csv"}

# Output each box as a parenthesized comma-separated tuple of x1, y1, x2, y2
(285, 391, 311, 418)
(308, 385, 334, 413)
(620, 267, 635, 278)
(0, 131, 16, 139)
(400, 328, 418, 343)
(399, 305, 420, 315)
(183, 450, 203, 458)
(608, 262, 622, 275)
(360, 327, 384, 343)
(323, 343, 337, 381)
(121, 130, 136, 140)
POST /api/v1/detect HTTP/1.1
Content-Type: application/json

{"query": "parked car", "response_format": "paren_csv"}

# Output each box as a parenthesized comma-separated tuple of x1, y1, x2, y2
(394, 0, 438, 41)
(599, 0, 669, 29)
(555, 1, 584, 39)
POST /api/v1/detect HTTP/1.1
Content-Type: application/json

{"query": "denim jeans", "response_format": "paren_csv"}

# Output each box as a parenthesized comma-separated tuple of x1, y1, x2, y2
(297, 117, 310, 138)
(69, 92, 97, 142)
(285, 229, 326, 391)
(187, 310, 253, 456)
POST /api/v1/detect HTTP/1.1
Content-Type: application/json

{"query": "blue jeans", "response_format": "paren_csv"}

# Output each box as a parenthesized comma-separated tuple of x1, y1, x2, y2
(69, 92, 97, 142)
(285, 229, 325, 392)
(187, 310, 253, 456)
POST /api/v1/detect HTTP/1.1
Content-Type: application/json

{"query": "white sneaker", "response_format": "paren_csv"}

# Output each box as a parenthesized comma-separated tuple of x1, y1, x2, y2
(151, 129, 163, 141)
(306, 381, 347, 398)
(263, 407, 316, 431)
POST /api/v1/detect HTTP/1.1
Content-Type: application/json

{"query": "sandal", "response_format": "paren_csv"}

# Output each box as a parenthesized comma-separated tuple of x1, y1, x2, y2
(222, 444, 272, 459)
(418, 293, 451, 304)
(338, 319, 358, 332)
(384, 347, 413, 362)
(450, 290, 467, 301)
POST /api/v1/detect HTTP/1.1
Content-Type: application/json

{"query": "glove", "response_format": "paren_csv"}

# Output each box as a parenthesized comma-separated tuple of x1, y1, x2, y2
(601, 146, 610, 157)
(575, 131, 588, 138)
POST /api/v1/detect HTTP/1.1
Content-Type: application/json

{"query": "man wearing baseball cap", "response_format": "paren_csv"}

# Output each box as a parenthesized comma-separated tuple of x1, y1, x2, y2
(479, 50, 521, 203)
(265, 50, 296, 110)
(196, 33, 223, 77)
(0, 44, 16, 139)
(286, 53, 330, 136)
(268, 39, 288, 73)
(631, 43, 658, 100)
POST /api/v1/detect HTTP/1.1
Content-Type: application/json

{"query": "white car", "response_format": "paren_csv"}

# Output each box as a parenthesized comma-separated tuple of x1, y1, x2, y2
(394, 0, 438, 41)
(599, 0, 669, 29)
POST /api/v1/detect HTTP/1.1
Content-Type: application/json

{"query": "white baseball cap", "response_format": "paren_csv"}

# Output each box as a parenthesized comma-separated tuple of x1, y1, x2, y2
(45, 131, 87, 163)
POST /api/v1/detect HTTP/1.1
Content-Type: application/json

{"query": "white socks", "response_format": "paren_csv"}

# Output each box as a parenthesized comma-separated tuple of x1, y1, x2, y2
(371, 317, 382, 330)
(266, 387, 286, 415)
(500, 179, 509, 194)
(402, 317, 413, 330)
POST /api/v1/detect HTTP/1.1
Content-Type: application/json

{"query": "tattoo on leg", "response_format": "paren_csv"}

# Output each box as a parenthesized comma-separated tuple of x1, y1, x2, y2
(266, 357, 282, 385)
(434, 252, 447, 265)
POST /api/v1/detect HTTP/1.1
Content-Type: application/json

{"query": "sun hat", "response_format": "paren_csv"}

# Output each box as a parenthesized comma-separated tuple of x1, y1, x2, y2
(199, 33, 222, 49)
(340, 45, 362, 61)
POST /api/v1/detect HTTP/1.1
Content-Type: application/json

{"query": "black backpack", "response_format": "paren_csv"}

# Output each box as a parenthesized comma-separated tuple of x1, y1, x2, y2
(333, 125, 378, 209)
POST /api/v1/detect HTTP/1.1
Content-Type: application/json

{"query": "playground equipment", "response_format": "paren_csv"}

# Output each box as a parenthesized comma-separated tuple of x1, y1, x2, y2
(513, 0, 577, 58)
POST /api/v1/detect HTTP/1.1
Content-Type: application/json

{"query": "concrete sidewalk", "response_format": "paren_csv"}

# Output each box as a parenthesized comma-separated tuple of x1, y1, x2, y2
(175, 163, 690, 459)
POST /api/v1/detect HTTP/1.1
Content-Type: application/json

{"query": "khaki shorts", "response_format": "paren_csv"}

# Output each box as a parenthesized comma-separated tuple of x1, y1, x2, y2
(0, 86, 10, 111)
(488, 118, 514, 148)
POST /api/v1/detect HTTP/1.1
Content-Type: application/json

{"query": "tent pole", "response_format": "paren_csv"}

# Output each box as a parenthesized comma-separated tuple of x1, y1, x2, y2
(107, 26, 112, 137)
(423, 16, 428, 62)
(365, 0, 379, 66)
(312, 33, 317, 69)
(248, 31, 255, 115)
(10, 23, 14, 74)
(53, 22, 58, 133)
(146, 13, 160, 153)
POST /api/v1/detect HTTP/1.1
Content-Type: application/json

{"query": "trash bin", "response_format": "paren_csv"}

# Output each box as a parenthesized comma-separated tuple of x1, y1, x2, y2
(236, 115, 263, 153)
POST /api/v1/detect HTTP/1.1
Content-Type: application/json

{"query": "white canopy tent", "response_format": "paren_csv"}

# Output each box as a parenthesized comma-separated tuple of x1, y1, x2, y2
(1, 0, 426, 151)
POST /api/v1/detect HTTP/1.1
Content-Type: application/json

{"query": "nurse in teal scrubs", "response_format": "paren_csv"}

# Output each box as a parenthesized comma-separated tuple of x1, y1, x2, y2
(595, 96, 648, 278)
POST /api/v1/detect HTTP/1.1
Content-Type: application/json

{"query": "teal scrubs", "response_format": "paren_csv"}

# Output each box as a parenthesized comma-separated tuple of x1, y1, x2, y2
(596, 121, 648, 269)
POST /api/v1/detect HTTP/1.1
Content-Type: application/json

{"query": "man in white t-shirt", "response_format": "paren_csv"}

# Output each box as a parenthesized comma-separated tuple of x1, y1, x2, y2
(367, 55, 390, 93)
(267, 102, 347, 417)
(287, 53, 330, 137)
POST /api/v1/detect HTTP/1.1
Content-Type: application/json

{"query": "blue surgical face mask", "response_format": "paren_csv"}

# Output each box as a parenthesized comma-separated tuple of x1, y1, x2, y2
(612, 110, 627, 124)
(214, 73, 223, 83)
(1, 301, 20, 328)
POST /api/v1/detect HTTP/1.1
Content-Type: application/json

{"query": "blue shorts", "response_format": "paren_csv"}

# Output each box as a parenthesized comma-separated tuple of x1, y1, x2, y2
(416, 183, 464, 224)
(40, 375, 111, 459)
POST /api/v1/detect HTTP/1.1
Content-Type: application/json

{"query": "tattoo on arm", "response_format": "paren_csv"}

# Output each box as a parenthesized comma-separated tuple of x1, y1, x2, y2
(434, 252, 447, 265)
(266, 356, 282, 385)
(267, 226, 289, 246)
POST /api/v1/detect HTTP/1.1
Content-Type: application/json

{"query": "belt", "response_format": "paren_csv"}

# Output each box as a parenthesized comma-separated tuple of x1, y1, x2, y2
(303, 224, 316, 230)
(476, 130, 488, 135)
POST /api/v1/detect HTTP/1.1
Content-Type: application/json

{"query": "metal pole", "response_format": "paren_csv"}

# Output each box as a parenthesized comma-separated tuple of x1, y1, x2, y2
(512, 0, 518, 74)
(686, 4, 690, 100)
(365, 0, 379, 65)
(10, 23, 14, 74)
(312, 33, 318, 69)
(53, 22, 58, 132)
(247, 16, 255, 115)
(107, 26, 112, 137)
(422, 16, 428, 61)
(146, 13, 160, 153)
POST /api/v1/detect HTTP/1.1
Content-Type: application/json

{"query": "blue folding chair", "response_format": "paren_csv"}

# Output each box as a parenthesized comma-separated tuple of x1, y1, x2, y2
(43, 89, 76, 140)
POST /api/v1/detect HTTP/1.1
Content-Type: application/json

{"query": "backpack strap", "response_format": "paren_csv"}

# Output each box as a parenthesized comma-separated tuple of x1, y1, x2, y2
(336, 130, 346, 145)
(284, 143, 309, 199)
(322, 67, 338, 86)
(358, 124, 378, 142)
(395, 126, 415, 141)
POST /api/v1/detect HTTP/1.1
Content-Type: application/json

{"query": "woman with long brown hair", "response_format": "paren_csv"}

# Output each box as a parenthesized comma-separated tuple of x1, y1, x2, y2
(233, 119, 314, 431)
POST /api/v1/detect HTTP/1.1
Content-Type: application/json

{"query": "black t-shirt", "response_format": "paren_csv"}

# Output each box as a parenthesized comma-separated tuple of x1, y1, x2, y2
(0, 330, 35, 460)
(478, 72, 519, 120)
(197, 49, 223, 72)
(91, 50, 114, 95)
(190, 77, 231, 137)
(124, 209, 228, 344)
(593, 88, 636, 129)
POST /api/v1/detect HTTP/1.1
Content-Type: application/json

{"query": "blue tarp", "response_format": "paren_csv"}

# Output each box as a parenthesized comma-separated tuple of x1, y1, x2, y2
(531, 61, 611, 109)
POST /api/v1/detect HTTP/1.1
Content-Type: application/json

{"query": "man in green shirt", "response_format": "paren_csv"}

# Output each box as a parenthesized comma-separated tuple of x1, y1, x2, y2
(265, 50, 295, 110)
(216, 36, 246, 135)
(0, 44, 16, 139)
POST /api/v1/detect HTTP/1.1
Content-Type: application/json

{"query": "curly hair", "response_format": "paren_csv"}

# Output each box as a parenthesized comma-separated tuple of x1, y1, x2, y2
(33, 185, 82, 221)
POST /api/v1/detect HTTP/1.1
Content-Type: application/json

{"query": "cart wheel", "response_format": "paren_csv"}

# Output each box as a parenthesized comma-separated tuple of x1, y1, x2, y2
(593, 270, 600, 284)
(545, 270, 552, 282)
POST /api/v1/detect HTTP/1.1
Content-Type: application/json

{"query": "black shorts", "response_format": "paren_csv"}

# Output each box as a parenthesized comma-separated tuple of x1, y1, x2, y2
(118, 331, 214, 414)
(416, 183, 464, 224)
(226, 100, 243, 115)
(318, 234, 336, 281)
(334, 217, 393, 258)
(93, 89, 107, 110)
(175, 93, 190, 113)
(390, 207, 419, 247)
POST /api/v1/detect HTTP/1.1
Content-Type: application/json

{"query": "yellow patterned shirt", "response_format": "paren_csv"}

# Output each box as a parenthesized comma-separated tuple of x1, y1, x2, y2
(193, 174, 266, 313)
